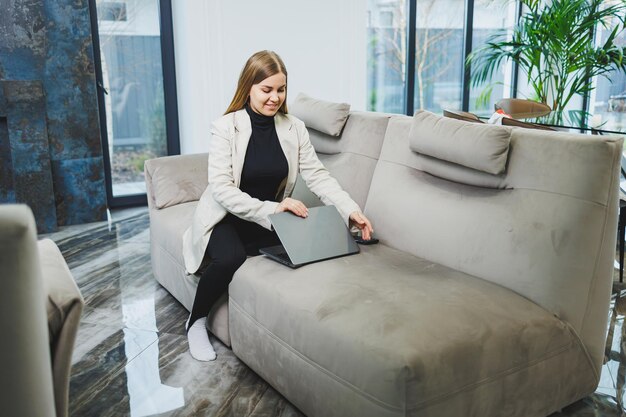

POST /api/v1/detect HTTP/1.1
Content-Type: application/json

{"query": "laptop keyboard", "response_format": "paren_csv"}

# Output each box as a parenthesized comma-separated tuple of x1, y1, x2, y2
(274, 251, 292, 264)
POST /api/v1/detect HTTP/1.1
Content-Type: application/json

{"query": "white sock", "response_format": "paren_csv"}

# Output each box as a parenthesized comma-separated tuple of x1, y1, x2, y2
(186, 316, 216, 361)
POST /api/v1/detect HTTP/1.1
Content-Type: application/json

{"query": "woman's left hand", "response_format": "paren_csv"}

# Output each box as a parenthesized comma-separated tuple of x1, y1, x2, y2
(349, 211, 374, 240)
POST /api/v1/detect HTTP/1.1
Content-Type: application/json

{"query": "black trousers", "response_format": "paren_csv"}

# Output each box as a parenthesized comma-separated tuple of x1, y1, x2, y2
(188, 213, 280, 329)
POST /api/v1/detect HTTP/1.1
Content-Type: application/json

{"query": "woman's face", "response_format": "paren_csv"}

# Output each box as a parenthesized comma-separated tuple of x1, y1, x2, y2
(249, 72, 286, 116)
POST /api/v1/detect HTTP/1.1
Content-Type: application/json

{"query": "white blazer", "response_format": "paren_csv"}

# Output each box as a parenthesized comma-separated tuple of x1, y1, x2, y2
(182, 109, 361, 274)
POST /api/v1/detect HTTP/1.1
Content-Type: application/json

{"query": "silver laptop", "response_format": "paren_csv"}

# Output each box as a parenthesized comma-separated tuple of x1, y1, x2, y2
(260, 205, 360, 268)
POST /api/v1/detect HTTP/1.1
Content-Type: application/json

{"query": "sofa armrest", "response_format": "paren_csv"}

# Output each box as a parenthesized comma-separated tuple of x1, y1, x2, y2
(144, 153, 209, 210)
(0, 205, 56, 417)
(39, 238, 84, 417)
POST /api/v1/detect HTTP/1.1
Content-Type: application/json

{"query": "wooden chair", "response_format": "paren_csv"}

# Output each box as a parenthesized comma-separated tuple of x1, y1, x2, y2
(443, 110, 484, 123)
(501, 117, 556, 131)
(495, 98, 551, 119)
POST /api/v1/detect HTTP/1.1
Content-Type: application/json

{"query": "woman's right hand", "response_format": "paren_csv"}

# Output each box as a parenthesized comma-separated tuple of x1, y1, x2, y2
(275, 198, 308, 218)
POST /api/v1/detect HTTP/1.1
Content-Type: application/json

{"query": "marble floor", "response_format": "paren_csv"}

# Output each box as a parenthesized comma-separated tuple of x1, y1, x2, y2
(42, 207, 626, 417)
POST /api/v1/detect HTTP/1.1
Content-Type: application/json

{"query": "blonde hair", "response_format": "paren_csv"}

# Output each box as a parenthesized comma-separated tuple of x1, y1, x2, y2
(225, 50, 289, 115)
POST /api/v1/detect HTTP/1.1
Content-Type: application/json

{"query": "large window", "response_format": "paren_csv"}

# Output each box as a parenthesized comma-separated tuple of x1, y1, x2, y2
(367, 0, 513, 116)
(413, 0, 465, 113)
(91, 0, 179, 207)
(589, 10, 626, 133)
(469, 0, 517, 116)
(367, 0, 626, 134)
(366, 0, 407, 114)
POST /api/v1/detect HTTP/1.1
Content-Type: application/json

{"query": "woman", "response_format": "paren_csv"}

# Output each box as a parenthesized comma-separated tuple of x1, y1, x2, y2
(182, 50, 374, 361)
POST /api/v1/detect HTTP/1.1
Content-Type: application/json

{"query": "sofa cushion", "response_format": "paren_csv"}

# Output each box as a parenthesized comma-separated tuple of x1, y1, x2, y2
(145, 153, 208, 209)
(290, 93, 350, 137)
(409, 110, 512, 175)
(291, 111, 391, 210)
(306, 111, 390, 156)
(229, 244, 596, 416)
(150, 201, 197, 263)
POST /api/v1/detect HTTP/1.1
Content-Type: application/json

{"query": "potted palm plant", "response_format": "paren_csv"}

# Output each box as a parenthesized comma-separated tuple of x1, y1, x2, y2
(467, 0, 626, 125)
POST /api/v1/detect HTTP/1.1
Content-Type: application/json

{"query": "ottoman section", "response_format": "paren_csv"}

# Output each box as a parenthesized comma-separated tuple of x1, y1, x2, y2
(228, 244, 597, 417)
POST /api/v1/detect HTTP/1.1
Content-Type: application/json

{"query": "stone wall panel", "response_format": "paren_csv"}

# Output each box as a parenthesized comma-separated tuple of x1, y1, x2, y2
(0, 0, 107, 231)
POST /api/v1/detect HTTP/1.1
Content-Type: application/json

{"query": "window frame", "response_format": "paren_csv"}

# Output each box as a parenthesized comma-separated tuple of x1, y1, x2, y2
(88, 0, 180, 208)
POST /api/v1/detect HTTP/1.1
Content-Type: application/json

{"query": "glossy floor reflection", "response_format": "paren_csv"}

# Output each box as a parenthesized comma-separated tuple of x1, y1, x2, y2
(43, 207, 626, 417)
(44, 208, 301, 417)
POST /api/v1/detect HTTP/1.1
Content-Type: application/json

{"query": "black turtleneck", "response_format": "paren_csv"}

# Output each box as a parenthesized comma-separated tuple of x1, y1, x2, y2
(240, 104, 288, 202)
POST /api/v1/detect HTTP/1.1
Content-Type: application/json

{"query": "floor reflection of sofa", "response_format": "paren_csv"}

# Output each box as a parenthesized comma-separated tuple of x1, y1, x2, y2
(145, 101, 622, 417)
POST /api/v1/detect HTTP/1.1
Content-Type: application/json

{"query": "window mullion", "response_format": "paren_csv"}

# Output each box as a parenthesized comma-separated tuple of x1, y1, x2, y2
(405, 0, 417, 116)
(462, 0, 475, 112)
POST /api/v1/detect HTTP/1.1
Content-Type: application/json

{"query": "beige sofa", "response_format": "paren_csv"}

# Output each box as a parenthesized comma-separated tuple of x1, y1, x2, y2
(0, 204, 84, 417)
(145, 103, 622, 417)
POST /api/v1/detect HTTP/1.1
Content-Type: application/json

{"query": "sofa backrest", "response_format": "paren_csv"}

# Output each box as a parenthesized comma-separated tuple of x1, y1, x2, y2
(291, 111, 391, 209)
(364, 113, 622, 372)
(144, 153, 208, 210)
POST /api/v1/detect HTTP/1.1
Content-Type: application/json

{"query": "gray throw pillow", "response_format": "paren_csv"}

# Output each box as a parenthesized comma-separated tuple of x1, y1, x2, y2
(409, 110, 512, 175)
(290, 93, 350, 137)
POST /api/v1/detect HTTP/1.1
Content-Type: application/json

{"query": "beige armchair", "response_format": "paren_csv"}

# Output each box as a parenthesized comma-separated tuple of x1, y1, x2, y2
(0, 204, 84, 417)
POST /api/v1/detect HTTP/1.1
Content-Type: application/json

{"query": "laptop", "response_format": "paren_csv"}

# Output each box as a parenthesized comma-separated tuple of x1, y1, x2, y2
(259, 205, 360, 268)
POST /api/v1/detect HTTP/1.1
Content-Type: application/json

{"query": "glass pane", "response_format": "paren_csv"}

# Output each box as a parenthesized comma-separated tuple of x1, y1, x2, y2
(469, 0, 517, 117)
(592, 73, 626, 133)
(589, 10, 626, 134)
(413, 0, 465, 114)
(96, 0, 168, 197)
(366, 0, 407, 114)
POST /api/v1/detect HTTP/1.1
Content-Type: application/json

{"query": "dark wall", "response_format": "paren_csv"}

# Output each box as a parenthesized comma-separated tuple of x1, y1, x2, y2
(0, 0, 107, 232)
